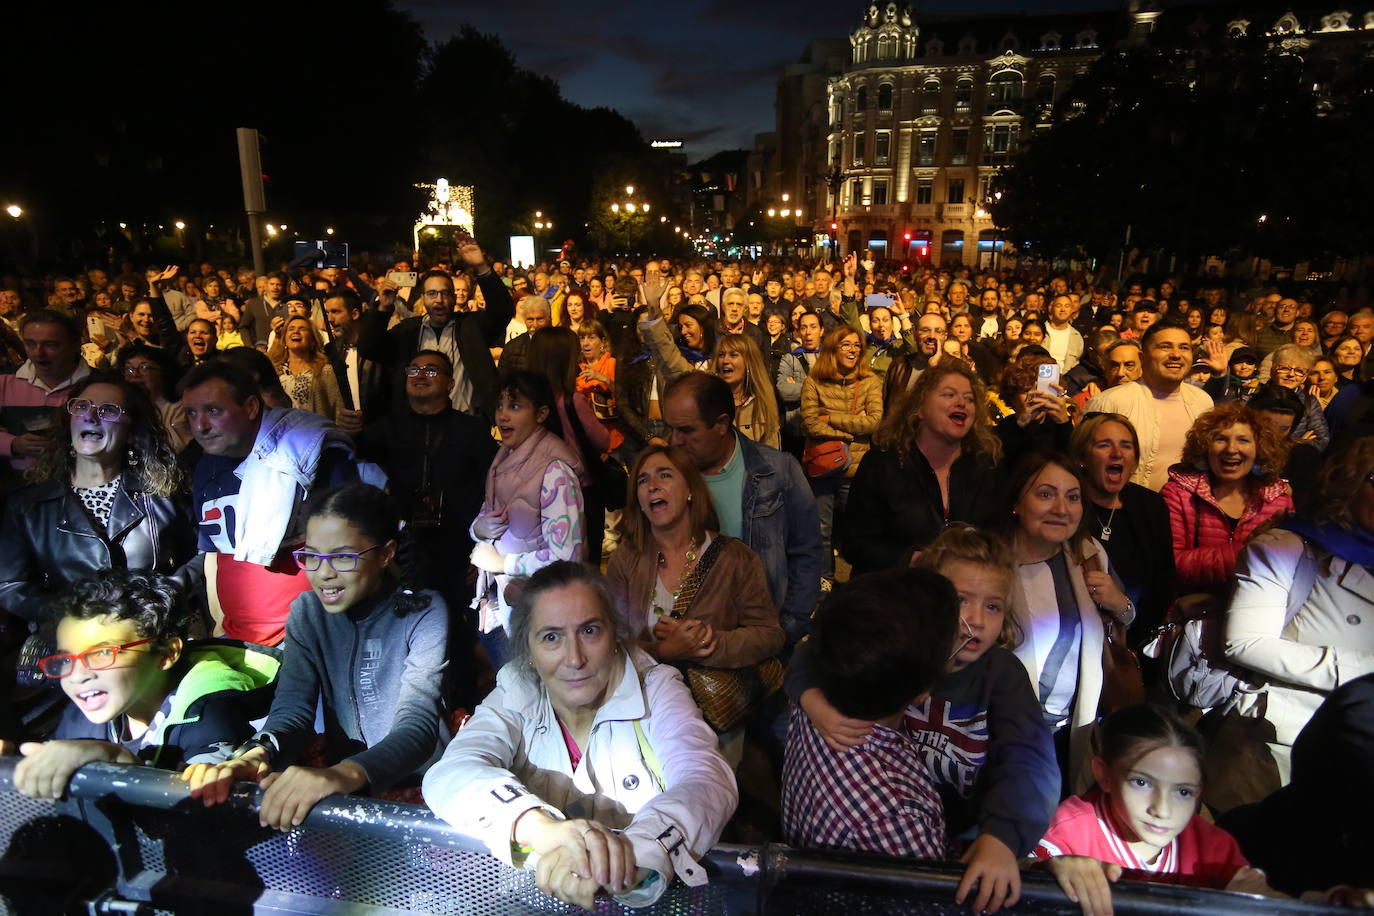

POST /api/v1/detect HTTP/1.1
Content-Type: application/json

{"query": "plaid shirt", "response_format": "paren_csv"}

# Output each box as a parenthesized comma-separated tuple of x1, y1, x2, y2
(782, 706, 947, 859)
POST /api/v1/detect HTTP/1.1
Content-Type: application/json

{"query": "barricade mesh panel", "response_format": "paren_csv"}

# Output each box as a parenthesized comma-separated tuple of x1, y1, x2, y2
(118, 801, 726, 915)
(0, 793, 116, 915)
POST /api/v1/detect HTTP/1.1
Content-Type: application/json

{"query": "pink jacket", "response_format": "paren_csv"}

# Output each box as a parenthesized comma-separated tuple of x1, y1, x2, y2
(1161, 465, 1292, 597)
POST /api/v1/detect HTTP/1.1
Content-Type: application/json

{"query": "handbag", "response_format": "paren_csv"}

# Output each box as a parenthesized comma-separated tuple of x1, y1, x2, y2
(801, 379, 860, 479)
(1145, 518, 1318, 710)
(802, 440, 851, 478)
(668, 538, 784, 733)
(1083, 552, 1145, 714)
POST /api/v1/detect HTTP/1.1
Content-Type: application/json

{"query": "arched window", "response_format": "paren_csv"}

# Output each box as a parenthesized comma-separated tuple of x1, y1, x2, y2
(921, 78, 941, 112)
(877, 36, 895, 58)
(877, 83, 894, 111)
(987, 71, 1022, 108)
(856, 86, 868, 111)
(1036, 73, 1056, 101)
(955, 77, 974, 109)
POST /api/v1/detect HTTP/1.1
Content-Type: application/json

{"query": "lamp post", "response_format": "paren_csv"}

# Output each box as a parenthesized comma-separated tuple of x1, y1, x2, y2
(824, 156, 843, 260)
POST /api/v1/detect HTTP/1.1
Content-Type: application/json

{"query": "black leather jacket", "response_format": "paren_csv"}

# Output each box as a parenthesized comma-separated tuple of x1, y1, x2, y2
(0, 477, 200, 622)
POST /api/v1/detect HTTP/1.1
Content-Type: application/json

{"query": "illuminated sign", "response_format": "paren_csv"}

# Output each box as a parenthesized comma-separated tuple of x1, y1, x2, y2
(651, 140, 684, 149)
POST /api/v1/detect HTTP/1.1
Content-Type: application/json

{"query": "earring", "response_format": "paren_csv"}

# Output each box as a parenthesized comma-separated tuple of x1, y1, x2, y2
(687, 494, 693, 503)
(126, 448, 140, 467)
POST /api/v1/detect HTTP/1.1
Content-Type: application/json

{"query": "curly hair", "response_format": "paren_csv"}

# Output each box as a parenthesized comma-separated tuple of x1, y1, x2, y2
(998, 350, 1057, 402)
(26, 372, 184, 497)
(873, 357, 1002, 467)
(1310, 438, 1374, 532)
(1178, 401, 1289, 487)
(51, 570, 190, 651)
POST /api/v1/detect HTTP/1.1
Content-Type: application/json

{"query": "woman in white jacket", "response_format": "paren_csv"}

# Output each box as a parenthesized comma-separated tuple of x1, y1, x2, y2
(1224, 438, 1374, 784)
(1004, 453, 1134, 791)
(424, 561, 737, 910)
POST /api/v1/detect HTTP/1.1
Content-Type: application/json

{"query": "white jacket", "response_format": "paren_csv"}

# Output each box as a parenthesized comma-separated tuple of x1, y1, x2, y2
(423, 648, 737, 907)
(1011, 538, 1129, 792)
(1082, 379, 1213, 489)
(1224, 529, 1374, 776)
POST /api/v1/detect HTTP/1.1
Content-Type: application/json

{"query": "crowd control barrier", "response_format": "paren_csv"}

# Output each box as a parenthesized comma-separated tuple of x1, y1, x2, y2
(0, 758, 1333, 915)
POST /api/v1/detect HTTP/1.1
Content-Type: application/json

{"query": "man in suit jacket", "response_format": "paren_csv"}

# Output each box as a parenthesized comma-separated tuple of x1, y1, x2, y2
(357, 236, 512, 421)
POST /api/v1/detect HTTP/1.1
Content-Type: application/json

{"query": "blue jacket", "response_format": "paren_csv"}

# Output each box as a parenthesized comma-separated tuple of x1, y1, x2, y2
(736, 435, 823, 648)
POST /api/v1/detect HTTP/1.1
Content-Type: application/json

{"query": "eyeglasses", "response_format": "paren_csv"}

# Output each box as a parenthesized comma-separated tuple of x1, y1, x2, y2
(838, 342, 862, 352)
(38, 638, 155, 679)
(122, 363, 161, 376)
(292, 544, 385, 573)
(67, 398, 127, 421)
(404, 365, 444, 378)
(1273, 366, 1308, 377)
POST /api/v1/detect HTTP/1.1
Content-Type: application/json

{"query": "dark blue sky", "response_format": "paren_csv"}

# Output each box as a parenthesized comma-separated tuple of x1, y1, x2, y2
(398, 0, 1119, 157)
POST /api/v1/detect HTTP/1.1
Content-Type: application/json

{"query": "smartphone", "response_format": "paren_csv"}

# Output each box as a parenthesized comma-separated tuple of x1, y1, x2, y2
(292, 240, 349, 269)
(387, 270, 418, 288)
(1036, 363, 1061, 395)
(865, 293, 896, 310)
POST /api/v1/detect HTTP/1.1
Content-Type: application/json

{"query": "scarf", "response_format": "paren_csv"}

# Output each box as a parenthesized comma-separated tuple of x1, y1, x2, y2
(678, 341, 710, 364)
(867, 331, 895, 352)
(1282, 515, 1374, 567)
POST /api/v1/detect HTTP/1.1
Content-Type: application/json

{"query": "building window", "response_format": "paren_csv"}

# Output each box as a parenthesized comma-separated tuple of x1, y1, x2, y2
(853, 131, 866, 165)
(921, 78, 941, 113)
(918, 131, 936, 166)
(985, 125, 1014, 163)
(1037, 73, 1056, 102)
(873, 179, 889, 205)
(877, 83, 894, 112)
(926, 38, 944, 56)
(950, 129, 969, 165)
(849, 180, 862, 206)
(875, 131, 891, 165)
(987, 71, 1022, 110)
(856, 87, 868, 110)
(955, 78, 973, 110)
(947, 178, 966, 204)
(916, 178, 933, 204)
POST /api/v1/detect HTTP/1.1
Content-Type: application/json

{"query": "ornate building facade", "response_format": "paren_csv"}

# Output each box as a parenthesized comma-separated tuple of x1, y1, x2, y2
(782, 2, 1374, 266)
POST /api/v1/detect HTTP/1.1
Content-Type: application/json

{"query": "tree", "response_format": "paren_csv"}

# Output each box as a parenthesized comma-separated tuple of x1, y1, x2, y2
(991, 38, 1368, 265)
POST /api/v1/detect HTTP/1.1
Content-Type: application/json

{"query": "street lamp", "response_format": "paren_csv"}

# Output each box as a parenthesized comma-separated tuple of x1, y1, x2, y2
(326, 227, 335, 235)
(625, 185, 635, 196)
(174, 220, 186, 230)
(6, 205, 22, 219)
(611, 203, 620, 213)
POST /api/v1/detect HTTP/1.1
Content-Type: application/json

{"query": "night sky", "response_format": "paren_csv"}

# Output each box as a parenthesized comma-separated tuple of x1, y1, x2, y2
(399, 0, 1122, 157)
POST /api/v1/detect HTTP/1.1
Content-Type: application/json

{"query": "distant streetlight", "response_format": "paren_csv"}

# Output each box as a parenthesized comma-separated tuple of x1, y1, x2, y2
(266, 224, 278, 236)
(767, 208, 776, 217)
(279, 224, 287, 231)
(625, 185, 635, 196)
(535, 210, 543, 218)
(781, 209, 791, 217)
(782, 193, 790, 202)
(326, 227, 335, 235)
(626, 203, 637, 213)
(611, 203, 620, 213)
(118, 222, 127, 229)
(5, 205, 22, 219)
(660, 216, 667, 223)
(174, 220, 186, 230)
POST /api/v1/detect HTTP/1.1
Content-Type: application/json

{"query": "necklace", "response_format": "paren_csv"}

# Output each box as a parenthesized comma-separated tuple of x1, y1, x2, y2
(1096, 504, 1119, 542)
(650, 539, 699, 621)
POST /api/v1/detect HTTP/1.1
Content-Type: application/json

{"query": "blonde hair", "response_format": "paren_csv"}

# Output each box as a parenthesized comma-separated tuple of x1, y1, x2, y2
(915, 524, 1022, 649)
(715, 333, 780, 446)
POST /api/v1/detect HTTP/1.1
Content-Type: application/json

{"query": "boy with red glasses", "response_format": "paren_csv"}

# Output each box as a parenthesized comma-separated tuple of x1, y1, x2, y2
(6, 571, 278, 799)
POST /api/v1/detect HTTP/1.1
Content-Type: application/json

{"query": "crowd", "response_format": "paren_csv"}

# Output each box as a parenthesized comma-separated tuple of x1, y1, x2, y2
(2, 235, 1374, 912)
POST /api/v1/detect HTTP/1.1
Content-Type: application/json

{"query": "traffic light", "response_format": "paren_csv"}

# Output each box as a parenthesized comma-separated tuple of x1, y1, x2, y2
(903, 231, 912, 242)
(830, 221, 838, 232)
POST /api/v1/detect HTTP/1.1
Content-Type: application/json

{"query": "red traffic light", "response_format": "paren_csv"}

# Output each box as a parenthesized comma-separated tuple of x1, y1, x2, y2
(830, 222, 838, 231)
(903, 231, 912, 241)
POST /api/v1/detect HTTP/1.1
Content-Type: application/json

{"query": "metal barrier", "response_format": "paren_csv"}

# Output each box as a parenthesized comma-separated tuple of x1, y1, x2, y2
(0, 758, 1332, 916)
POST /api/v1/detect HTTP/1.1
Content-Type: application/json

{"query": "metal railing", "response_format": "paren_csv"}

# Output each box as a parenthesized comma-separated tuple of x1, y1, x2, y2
(0, 758, 1332, 916)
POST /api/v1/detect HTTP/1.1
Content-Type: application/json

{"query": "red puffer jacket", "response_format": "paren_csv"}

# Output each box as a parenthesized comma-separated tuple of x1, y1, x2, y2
(1161, 465, 1293, 597)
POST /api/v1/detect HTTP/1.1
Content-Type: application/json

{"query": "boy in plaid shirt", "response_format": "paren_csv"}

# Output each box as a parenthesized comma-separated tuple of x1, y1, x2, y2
(782, 568, 959, 858)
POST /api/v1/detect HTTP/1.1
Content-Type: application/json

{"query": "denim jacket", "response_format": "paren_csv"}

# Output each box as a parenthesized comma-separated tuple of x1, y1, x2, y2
(736, 434, 823, 648)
